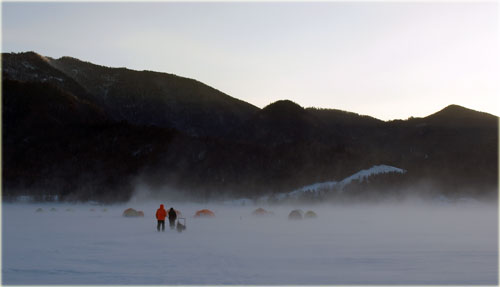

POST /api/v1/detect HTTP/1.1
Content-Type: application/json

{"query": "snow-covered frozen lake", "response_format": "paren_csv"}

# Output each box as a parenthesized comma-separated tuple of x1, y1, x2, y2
(2, 200, 497, 285)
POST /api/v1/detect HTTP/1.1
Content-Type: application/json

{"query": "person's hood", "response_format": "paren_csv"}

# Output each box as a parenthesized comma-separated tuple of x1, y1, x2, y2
(160, 204, 164, 209)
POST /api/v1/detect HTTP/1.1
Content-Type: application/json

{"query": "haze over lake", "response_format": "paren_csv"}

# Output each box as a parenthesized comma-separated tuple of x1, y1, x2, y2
(2, 200, 497, 285)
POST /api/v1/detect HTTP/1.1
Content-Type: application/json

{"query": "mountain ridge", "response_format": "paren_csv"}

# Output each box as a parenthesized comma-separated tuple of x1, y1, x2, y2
(3, 51, 260, 138)
(9, 51, 497, 120)
(2, 51, 498, 203)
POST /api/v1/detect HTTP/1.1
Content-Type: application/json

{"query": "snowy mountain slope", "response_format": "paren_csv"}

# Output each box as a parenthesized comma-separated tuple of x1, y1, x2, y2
(260, 165, 407, 202)
(287, 181, 338, 198)
(337, 164, 406, 191)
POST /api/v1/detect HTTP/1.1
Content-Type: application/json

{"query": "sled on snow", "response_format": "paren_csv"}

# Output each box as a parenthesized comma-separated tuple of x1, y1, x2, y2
(176, 218, 186, 233)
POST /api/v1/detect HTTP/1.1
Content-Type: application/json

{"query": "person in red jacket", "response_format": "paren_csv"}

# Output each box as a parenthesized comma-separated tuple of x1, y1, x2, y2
(156, 204, 167, 232)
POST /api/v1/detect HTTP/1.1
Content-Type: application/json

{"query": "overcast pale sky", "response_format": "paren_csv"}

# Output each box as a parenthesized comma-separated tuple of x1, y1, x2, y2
(2, 2, 499, 120)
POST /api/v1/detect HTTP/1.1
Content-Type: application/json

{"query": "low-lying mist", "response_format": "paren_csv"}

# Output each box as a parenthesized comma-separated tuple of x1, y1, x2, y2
(126, 177, 498, 206)
(2, 197, 497, 285)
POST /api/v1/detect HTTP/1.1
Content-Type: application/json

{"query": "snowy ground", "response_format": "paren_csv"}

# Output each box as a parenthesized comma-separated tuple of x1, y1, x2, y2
(2, 200, 498, 285)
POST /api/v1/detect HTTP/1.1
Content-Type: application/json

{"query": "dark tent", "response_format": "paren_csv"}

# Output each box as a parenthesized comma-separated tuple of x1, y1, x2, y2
(288, 209, 303, 220)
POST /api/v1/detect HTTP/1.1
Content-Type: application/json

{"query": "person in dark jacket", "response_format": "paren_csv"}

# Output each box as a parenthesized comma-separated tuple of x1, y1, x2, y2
(156, 204, 167, 232)
(168, 207, 177, 229)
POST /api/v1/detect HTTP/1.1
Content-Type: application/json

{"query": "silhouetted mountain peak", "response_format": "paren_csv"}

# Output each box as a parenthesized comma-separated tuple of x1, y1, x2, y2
(3, 51, 55, 73)
(20, 51, 49, 61)
(57, 56, 80, 62)
(262, 100, 305, 116)
(435, 104, 475, 116)
(2, 52, 93, 101)
(51, 55, 129, 72)
(425, 104, 497, 125)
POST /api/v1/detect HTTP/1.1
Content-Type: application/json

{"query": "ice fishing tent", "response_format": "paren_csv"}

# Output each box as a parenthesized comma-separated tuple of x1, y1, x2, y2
(252, 207, 274, 216)
(304, 210, 317, 219)
(288, 209, 303, 220)
(194, 209, 215, 217)
(122, 208, 144, 217)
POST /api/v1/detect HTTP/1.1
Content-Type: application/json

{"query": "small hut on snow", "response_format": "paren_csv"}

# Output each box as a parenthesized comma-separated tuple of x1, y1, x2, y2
(288, 209, 303, 220)
(194, 209, 215, 218)
(122, 208, 144, 217)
